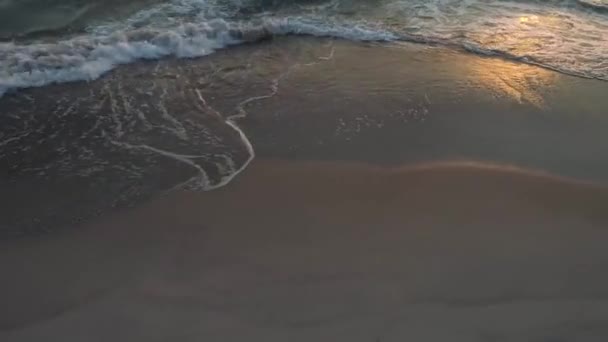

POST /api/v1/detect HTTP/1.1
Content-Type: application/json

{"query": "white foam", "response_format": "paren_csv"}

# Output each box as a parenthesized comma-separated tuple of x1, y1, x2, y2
(194, 88, 255, 190)
(0, 12, 400, 97)
(260, 17, 399, 41)
(0, 19, 244, 96)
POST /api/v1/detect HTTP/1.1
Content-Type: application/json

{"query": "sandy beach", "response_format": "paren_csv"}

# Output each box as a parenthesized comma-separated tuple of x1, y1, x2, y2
(2, 33, 608, 341)
(2, 159, 608, 341)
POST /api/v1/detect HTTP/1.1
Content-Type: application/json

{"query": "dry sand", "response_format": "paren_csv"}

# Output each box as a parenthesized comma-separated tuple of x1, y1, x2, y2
(2, 159, 608, 341)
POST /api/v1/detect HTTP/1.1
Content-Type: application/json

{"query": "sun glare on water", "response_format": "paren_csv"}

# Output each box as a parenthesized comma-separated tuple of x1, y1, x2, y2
(464, 53, 557, 107)
(519, 15, 539, 24)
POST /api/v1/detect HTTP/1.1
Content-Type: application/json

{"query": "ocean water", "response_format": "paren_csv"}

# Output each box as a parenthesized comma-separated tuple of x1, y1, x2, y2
(1, 0, 608, 97)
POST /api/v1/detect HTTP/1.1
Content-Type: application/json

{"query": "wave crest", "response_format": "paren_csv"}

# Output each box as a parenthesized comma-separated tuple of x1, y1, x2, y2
(0, 16, 401, 97)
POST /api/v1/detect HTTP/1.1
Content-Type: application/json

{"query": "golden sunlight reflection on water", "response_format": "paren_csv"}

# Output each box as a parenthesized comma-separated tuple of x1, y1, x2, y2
(519, 15, 539, 24)
(464, 54, 557, 108)
(458, 13, 560, 107)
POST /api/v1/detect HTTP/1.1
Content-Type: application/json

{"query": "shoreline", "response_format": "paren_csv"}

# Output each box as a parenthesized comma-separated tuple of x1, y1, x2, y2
(2, 5, 608, 340)
(3, 32, 608, 328)
(3, 36, 608, 237)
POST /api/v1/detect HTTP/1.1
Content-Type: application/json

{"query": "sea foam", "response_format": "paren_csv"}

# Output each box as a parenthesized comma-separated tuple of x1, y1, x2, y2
(0, 16, 399, 97)
(2, 0, 608, 97)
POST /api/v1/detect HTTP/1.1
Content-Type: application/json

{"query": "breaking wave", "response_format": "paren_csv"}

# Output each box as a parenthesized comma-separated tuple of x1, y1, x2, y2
(2, 0, 608, 97)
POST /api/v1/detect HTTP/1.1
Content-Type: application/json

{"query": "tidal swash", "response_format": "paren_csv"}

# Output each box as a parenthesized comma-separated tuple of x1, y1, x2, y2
(1, 0, 608, 236)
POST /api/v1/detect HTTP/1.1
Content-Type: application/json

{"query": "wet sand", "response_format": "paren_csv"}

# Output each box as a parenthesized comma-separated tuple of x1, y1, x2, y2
(3, 37, 608, 236)
(2, 159, 608, 341)
(2, 37, 608, 341)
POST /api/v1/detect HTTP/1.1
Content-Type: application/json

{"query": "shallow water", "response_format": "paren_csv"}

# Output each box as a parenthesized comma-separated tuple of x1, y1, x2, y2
(1, 0, 608, 97)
